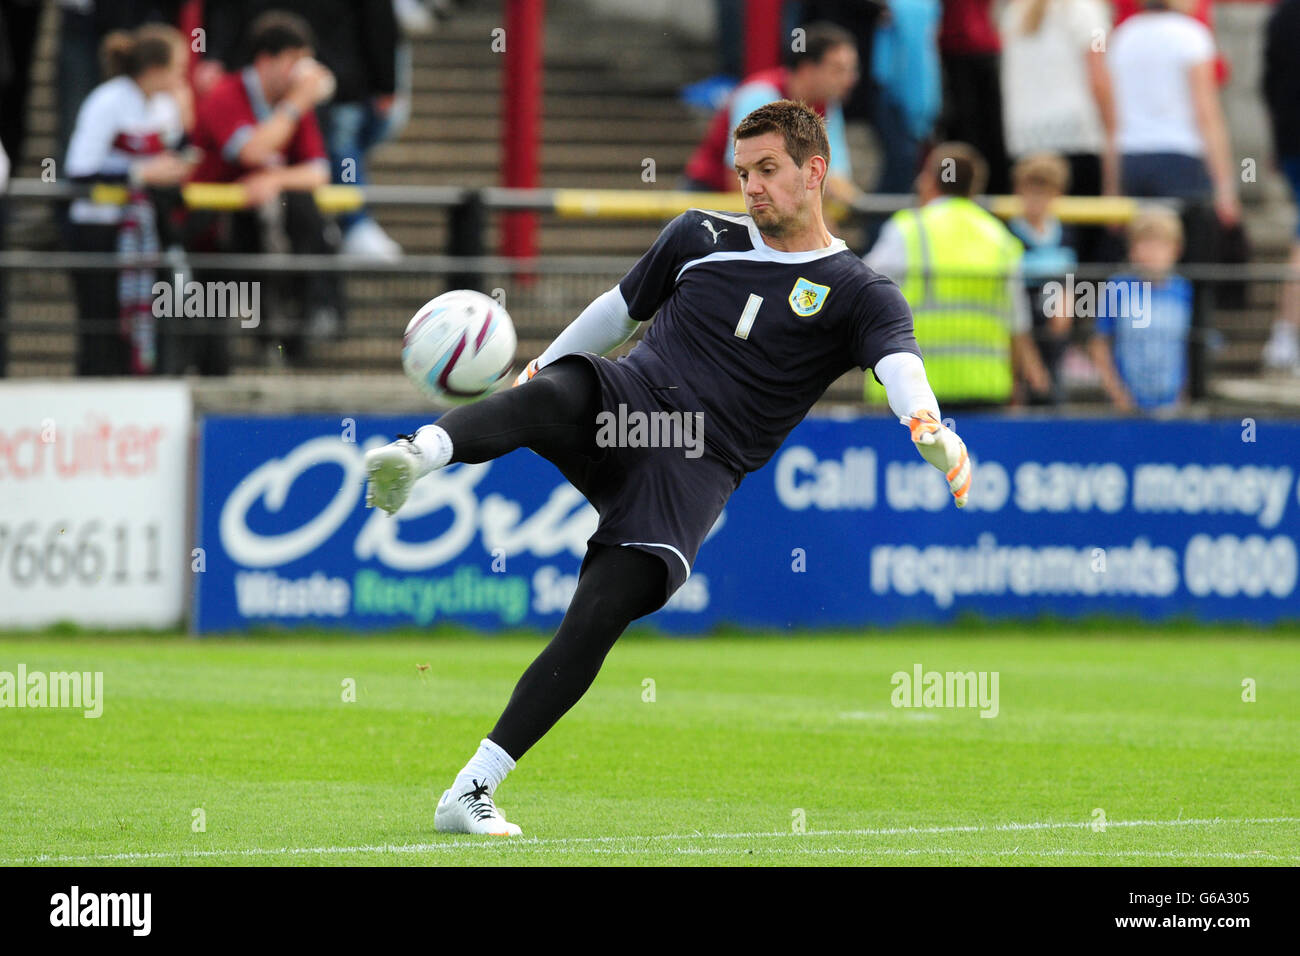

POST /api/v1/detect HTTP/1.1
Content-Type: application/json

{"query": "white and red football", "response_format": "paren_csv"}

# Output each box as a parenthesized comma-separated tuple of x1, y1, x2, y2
(401, 289, 517, 403)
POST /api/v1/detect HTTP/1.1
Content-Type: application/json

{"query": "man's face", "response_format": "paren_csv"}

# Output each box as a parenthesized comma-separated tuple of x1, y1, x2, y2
(733, 131, 820, 236)
(806, 43, 858, 103)
(261, 47, 311, 102)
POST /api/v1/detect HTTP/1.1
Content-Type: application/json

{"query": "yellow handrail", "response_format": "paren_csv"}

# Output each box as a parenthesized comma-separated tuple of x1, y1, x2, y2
(82, 182, 1146, 224)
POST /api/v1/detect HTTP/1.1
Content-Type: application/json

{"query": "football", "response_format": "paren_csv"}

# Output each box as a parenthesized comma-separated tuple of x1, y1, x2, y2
(401, 289, 517, 403)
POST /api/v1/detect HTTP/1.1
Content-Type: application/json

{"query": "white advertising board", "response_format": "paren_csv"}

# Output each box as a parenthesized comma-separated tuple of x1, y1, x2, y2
(0, 381, 192, 628)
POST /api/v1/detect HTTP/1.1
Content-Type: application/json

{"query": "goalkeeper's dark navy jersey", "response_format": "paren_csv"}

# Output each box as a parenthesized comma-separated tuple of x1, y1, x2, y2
(615, 208, 920, 474)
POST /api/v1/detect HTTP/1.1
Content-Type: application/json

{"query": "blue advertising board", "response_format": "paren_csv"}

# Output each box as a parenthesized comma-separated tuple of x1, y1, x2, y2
(194, 414, 1300, 634)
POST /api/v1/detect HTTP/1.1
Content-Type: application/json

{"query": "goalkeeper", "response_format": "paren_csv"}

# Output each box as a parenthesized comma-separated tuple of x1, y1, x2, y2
(364, 100, 972, 835)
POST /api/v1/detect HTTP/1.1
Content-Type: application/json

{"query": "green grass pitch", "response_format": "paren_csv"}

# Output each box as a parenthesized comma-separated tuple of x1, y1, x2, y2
(1, 626, 1297, 866)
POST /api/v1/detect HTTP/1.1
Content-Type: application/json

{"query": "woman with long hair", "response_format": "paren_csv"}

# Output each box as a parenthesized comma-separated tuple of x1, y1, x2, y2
(64, 24, 194, 376)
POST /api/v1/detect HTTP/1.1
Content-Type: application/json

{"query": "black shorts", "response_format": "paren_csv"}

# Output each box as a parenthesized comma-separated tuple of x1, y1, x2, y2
(542, 353, 743, 606)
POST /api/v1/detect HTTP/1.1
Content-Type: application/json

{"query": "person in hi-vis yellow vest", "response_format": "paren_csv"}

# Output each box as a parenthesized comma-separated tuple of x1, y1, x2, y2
(863, 142, 1050, 406)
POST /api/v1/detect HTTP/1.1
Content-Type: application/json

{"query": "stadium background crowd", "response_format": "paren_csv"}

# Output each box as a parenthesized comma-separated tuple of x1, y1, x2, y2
(0, 0, 1296, 413)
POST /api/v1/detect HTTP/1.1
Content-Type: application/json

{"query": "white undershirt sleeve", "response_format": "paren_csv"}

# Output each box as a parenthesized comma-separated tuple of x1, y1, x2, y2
(874, 350, 941, 424)
(535, 285, 641, 369)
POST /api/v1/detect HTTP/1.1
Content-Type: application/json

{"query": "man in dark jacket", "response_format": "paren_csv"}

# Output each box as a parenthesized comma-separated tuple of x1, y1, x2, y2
(1263, 0, 1300, 373)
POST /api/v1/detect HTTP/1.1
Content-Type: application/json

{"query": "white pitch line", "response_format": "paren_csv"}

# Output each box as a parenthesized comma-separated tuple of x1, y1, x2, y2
(656, 847, 1300, 861)
(3, 815, 1297, 865)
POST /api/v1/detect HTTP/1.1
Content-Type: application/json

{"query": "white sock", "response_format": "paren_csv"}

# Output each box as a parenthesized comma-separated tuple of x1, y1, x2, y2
(411, 424, 453, 476)
(451, 738, 516, 796)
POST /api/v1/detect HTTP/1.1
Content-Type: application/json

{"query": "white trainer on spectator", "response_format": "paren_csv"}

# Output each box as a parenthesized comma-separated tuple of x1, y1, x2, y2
(342, 218, 403, 260)
(305, 305, 342, 341)
(1263, 321, 1300, 373)
(395, 0, 435, 34)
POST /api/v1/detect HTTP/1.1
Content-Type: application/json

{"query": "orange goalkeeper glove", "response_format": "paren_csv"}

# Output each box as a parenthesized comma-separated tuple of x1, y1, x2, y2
(512, 358, 539, 387)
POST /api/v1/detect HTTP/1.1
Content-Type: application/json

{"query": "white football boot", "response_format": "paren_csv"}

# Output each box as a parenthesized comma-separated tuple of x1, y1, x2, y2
(364, 434, 429, 515)
(434, 779, 523, 836)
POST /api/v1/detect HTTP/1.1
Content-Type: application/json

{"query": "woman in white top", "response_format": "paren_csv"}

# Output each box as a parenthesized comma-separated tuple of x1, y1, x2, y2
(64, 24, 194, 376)
(1000, 0, 1117, 262)
(1001, 0, 1117, 197)
(1107, 0, 1239, 226)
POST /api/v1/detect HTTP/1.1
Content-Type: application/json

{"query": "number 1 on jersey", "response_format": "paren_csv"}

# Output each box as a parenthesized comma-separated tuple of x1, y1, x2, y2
(734, 294, 763, 340)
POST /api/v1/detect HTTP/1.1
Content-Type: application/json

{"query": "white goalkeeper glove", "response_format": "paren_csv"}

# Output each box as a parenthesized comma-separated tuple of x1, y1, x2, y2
(907, 410, 971, 508)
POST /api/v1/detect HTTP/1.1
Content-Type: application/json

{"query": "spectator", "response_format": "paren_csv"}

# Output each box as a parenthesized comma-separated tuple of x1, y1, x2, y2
(64, 24, 194, 376)
(1112, 0, 1230, 85)
(375, 0, 419, 174)
(56, 1, 185, 165)
(0, 0, 41, 169)
(712, 0, 744, 80)
(1089, 206, 1192, 413)
(393, 0, 437, 35)
(938, 0, 1011, 195)
(199, 0, 401, 259)
(799, 1, 887, 123)
(1008, 153, 1077, 403)
(999, 0, 1115, 262)
(0, 136, 8, 376)
(186, 10, 340, 372)
(1107, 0, 1238, 227)
(683, 21, 863, 208)
(869, 0, 942, 195)
(863, 142, 1049, 406)
(1262, 0, 1300, 375)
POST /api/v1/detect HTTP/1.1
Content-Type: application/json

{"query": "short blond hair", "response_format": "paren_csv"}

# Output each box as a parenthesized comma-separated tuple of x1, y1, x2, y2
(1012, 152, 1070, 193)
(1128, 205, 1184, 246)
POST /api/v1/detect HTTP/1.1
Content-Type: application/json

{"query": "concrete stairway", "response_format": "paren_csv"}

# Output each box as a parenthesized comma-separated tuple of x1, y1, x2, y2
(3, 0, 1293, 404)
(3, 0, 716, 377)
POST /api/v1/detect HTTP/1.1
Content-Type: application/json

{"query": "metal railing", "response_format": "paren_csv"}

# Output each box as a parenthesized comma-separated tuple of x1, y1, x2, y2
(0, 180, 1285, 411)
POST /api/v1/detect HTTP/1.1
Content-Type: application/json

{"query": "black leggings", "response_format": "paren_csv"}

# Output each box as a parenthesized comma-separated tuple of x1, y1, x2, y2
(488, 542, 666, 758)
(434, 356, 600, 464)
(433, 358, 669, 760)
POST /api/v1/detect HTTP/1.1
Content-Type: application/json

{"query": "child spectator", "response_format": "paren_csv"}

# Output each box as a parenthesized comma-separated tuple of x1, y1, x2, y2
(1089, 206, 1192, 413)
(1009, 152, 1077, 403)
